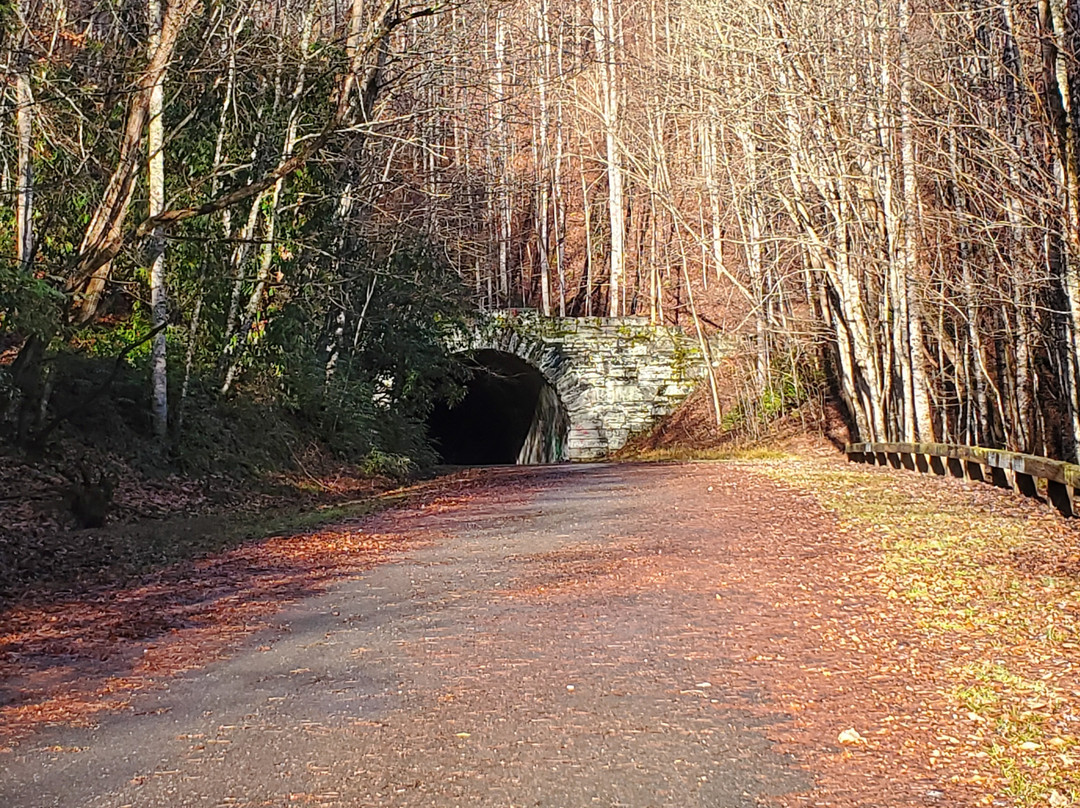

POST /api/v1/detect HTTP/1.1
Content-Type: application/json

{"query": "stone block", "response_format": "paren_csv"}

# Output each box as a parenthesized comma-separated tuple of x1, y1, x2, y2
(462, 312, 717, 460)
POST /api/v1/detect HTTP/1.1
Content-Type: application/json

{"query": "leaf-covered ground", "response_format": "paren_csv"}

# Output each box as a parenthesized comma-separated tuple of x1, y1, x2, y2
(755, 454, 1080, 807)
(2, 453, 1079, 806)
(0, 471, 506, 751)
(0, 442, 409, 600)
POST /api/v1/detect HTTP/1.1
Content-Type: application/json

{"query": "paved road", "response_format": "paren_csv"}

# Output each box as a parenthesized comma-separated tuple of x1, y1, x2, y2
(3, 463, 811, 807)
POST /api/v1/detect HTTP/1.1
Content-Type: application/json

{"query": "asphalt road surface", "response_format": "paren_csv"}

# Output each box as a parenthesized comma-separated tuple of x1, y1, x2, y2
(3, 463, 814, 807)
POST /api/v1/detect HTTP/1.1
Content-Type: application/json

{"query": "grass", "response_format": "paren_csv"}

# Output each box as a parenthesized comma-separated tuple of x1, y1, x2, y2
(622, 445, 793, 463)
(755, 458, 1080, 807)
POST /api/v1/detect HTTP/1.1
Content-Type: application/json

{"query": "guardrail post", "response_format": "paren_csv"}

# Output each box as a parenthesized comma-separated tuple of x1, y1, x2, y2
(845, 441, 1079, 518)
(1014, 472, 1039, 500)
(1047, 481, 1074, 518)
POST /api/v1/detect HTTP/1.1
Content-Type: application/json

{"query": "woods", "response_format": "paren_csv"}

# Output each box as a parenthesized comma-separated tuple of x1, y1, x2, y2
(6, 0, 1080, 463)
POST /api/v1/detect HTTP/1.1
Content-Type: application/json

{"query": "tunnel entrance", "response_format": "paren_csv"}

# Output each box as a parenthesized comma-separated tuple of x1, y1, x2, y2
(428, 350, 570, 465)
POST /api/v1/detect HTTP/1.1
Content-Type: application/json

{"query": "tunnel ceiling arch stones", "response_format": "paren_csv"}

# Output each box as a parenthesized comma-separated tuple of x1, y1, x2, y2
(451, 311, 717, 462)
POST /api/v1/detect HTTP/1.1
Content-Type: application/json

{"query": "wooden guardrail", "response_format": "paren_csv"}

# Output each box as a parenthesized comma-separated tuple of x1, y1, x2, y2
(845, 441, 1080, 518)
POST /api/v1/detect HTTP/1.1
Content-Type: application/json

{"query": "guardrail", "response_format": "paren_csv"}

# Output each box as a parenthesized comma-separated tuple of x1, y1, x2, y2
(845, 441, 1080, 518)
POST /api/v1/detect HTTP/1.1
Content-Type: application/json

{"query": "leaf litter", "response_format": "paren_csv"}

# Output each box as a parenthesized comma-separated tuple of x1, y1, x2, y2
(755, 453, 1080, 807)
(4, 453, 1078, 807)
(0, 468, 543, 752)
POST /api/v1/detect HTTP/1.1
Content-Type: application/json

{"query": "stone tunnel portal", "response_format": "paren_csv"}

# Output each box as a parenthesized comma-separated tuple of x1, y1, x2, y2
(427, 350, 570, 465)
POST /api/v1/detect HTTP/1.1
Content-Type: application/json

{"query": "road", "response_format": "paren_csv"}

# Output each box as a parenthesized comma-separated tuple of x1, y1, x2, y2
(3, 462, 817, 807)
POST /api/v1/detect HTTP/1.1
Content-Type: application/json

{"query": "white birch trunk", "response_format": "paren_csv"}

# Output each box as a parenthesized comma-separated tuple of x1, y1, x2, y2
(493, 10, 512, 304)
(898, 0, 935, 442)
(733, 124, 768, 393)
(704, 115, 725, 289)
(581, 164, 594, 316)
(768, 21, 887, 439)
(148, 0, 169, 440)
(14, 0, 34, 274)
(554, 20, 567, 317)
(535, 0, 552, 315)
(591, 0, 625, 316)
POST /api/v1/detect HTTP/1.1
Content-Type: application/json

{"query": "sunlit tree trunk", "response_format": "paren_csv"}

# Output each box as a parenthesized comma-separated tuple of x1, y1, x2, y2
(14, 0, 34, 276)
(534, 0, 553, 315)
(492, 9, 512, 305)
(898, 0, 935, 442)
(768, 14, 887, 438)
(148, 0, 169, 441)
(68, 0, 199, 323)
(732, 123, 769, 393)
(592, 0, 625, 316)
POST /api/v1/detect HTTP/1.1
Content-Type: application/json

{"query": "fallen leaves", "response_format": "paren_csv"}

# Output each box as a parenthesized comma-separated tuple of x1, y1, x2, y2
(838, 728, 866, 745)
(0, 444, 422, 599)
(0, 524, 423, 749)
(0, 467, 562, 751)
(759, 454, 1080, 807)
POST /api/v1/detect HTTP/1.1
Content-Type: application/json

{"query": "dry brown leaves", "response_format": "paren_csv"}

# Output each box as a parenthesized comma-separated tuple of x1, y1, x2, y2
(0, 467, 553, 752)
(0, 445, 406, 598)
(486, 459, 1075, 806)
(757, 455, 1080, 807)
(8, 454, 1072, 806)
(0, 524, 424, 750)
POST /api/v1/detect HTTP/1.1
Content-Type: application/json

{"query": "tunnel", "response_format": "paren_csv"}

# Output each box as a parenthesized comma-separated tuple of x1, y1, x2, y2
(427, 349, 570, 465)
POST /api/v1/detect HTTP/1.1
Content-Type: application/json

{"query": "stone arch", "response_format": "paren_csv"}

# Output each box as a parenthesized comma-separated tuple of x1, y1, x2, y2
(465, 330, 580, 418)
(464, 329, 605, 460)
(435, 312, 712, 462)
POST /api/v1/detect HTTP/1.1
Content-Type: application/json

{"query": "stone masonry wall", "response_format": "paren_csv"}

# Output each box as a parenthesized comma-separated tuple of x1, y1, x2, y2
(465, 311, 711, 461)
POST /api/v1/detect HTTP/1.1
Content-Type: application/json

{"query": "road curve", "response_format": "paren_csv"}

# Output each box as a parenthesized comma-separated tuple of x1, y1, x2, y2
(3, 463, 812, 807)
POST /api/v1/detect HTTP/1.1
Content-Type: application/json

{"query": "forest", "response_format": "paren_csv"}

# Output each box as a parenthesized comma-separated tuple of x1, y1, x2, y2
(4, 0, 1080, 468)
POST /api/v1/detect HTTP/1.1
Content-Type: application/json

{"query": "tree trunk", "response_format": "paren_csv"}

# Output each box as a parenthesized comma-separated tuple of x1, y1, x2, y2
(898, 0, 935, 442)
(592, 0, 625, 316)
(68, 0, 199, 323)
(535, 0, 553, 315)
(148, 0, 169, 442)
(14, 0, 34, 276)
(221, 6, 315, 394)
(492, 9, 512, 305)
(1043, 0, 1080, 458)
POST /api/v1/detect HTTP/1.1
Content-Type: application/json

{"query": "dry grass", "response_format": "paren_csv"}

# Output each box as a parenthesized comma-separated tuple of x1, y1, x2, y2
(758, 456, 1080, 806)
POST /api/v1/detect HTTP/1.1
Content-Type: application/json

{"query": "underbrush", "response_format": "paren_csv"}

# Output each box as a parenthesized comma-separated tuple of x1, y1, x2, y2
(617, 349, 846, 461)
(0, 355, 440, 598)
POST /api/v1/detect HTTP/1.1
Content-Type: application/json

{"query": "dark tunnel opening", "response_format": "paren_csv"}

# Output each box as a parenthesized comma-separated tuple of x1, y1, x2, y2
(427, 350, 569, 465)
